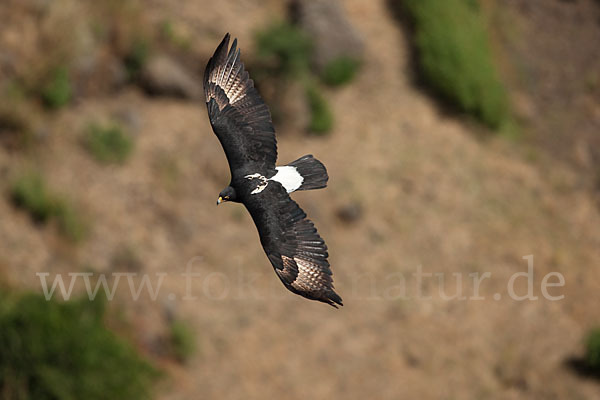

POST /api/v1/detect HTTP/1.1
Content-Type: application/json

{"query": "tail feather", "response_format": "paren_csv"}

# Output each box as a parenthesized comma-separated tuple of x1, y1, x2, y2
(288, 155, 328, 191)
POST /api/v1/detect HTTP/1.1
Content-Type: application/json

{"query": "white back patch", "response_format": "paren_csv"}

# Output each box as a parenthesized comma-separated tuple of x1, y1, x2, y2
(270, 166, 304, 193)
(245, 173, 269, 194)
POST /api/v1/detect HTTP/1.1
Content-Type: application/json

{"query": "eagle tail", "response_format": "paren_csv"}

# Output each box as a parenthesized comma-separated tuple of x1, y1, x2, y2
(287, 155, 328, 191)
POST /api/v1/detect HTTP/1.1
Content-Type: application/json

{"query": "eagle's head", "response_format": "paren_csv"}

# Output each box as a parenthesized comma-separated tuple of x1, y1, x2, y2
(217, 186, 237, 205)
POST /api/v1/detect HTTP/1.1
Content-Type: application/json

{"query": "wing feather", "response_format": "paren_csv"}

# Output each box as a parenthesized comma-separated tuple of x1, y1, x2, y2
(243, 183, 342, 307)
(204, 33, 277, 174)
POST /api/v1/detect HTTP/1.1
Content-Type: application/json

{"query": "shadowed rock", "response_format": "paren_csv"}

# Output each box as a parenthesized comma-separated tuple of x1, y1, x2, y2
(290, 0, 364, 72)
(140, 55, 202, 100)
(336, 201, 363, 224)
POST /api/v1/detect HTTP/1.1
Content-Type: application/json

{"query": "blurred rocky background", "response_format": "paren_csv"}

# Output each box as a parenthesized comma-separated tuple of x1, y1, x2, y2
(1, 0, 599, 399)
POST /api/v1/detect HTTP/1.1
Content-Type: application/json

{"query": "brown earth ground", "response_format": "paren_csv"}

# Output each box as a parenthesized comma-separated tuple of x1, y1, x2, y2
(1, 0, 599, 399)
(495, 0, 600, 179)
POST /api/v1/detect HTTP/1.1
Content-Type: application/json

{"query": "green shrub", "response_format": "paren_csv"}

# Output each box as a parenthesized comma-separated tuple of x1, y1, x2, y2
(55, 204, 89, 243)
(11, 172, 88, 242)
(124, 38, 150, 80)
(41, 67, 72, 109)
(585, 328, 600, 371)
(159, 20, 191, 50)
(0, 293, 159, 400)
(84, 123, 133, 164)
(254, 21, 355, 134)
(402, 0, 510, 129)
(306, 85, 333, 135)
(160, 20, 176, 43)
(255, 21, 312, 77)
(11, 173, 61, 223)
(321, 56, 361, 87)
(169, 319, 196, 364)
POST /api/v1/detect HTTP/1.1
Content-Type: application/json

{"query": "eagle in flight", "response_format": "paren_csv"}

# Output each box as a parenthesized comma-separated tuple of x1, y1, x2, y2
(203, 33, 342, 307)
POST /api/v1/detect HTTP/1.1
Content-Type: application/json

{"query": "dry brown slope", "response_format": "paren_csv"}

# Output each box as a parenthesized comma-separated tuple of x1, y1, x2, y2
(0, 0, 599, 399)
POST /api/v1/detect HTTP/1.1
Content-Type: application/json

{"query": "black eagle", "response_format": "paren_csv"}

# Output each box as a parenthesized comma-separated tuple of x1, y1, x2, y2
(203, 33, 342, 307)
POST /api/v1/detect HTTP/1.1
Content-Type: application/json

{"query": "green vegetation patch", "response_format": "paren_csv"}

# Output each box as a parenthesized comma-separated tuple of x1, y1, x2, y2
(0, 292, 158, 400)
(254, 20, 363, 134)
(255, 21, 312, 78)
(54, 204, 89, 243)
(321, 56, 361, 87)
(11, 172, 88, 242)
(124, 37, 151, 81)
(403, 0, 510, 129)
(169, 319, 196, 364)
(11, 172, 59, 223)
(585, 327, 600, 372)
(84, 122, 133, 164)
(41, 67, 72, 110)
(306, 85, 333, 135)
(159, 20, 191, 51)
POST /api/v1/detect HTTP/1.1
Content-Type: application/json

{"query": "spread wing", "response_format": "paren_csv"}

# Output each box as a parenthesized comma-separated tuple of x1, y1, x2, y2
(204, 33, 277, 174)
(243, 183, 342, 307)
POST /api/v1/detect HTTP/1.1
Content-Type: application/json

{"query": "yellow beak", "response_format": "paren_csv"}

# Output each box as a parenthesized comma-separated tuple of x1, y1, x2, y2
(217, 196, 223, 205)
